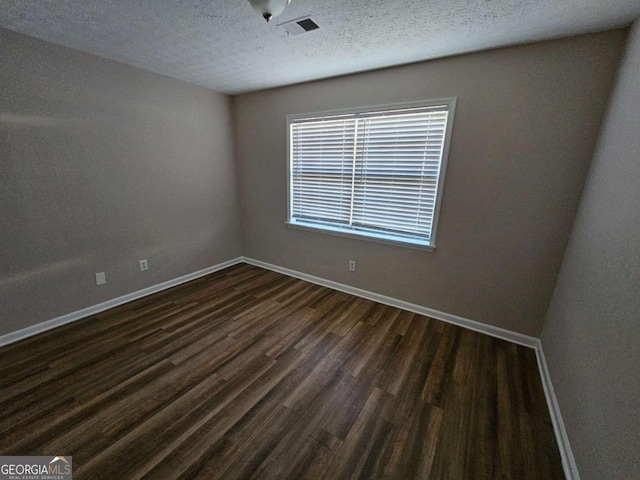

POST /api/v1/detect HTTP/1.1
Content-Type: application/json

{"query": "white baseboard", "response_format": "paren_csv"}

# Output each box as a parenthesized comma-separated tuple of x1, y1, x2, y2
(241, 257, 538, 348)
(535, 339, 580, 480)
(0, 257, 243, 348)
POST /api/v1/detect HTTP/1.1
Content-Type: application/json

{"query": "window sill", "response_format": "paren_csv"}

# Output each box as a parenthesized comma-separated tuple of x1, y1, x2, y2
(285, 221, 436, 252)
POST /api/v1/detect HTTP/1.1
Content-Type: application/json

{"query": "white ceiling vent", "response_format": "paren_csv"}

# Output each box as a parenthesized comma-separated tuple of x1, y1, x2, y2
(278, 16, 320, 36)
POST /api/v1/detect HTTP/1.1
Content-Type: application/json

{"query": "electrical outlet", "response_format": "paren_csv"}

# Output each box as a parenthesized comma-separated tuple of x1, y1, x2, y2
(349, 260, 356, 272)
(95, 272, 106, 286)
(139, 259, 148, 271)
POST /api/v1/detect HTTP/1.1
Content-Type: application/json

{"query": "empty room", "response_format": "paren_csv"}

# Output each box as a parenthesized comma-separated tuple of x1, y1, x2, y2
(1, 1, 639, 479)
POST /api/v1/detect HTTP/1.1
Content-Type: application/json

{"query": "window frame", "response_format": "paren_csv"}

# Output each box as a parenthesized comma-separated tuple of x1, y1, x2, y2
(286, 98, 457, 251)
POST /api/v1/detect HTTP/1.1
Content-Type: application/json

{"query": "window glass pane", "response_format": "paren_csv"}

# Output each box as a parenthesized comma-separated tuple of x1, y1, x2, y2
(288, 100, 455, 248)
(290, 117, 356, 224)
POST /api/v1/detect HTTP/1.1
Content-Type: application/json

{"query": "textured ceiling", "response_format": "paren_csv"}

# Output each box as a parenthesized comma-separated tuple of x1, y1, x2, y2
(1, 0, 639, 95)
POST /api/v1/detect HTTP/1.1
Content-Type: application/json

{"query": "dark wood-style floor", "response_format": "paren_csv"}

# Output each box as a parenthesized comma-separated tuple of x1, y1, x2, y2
(0, 264, 564, 479)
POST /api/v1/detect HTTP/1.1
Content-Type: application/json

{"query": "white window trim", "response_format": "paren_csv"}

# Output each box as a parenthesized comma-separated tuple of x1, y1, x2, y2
(286, 98, 457, 251)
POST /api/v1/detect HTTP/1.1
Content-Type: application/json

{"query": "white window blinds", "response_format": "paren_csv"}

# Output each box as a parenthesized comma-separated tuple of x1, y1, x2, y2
(289, 100, 455, 248)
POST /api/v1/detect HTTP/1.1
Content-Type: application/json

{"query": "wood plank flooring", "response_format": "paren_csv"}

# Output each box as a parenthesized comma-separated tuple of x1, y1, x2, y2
(0, 264, 564, 479)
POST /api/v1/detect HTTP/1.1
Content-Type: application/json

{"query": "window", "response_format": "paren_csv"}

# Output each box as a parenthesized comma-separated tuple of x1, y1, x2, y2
(287, 98, 456, 249)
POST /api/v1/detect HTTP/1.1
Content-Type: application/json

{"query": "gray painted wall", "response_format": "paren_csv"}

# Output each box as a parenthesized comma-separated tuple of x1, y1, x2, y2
(0, 28, 242, 336)
(541, 20, 640, 480)
(233, 31, 625, 336)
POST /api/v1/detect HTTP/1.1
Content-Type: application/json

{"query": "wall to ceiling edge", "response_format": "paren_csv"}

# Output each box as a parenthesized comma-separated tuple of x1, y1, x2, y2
(0, 26, 630, 340)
